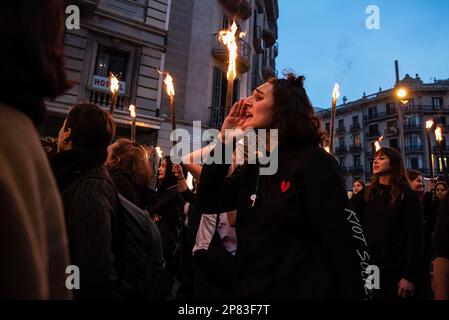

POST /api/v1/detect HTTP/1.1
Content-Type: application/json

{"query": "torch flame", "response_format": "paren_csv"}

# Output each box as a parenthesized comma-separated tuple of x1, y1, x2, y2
(219, 21, 239, 81)
(156, 147, 163, 159)
(435, 126, 443, 143)
(426, 120, 434, 129)
(163, 74, 175, 97)
(109, 73, 119, 94)
(332, 83, 340, 102)
(374, 136, 384, 152)
(129, 104, 136, 118)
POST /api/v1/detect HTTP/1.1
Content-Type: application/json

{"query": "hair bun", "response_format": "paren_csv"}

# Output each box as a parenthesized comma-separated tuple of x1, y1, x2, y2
(284, 72, 305, 88)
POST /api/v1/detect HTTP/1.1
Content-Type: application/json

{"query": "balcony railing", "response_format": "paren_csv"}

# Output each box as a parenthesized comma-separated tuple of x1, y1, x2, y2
(367, 131, 381, 139)
(212, 33, 251, 74)
(336, 145, 348, 154)
(433, 145, 449, 153)
(349, 145, 362, 153)
(350, 123, 361, 133)
(364, 112, 396, 122)
(349, 166, 364, 175)
(262, 19, 277, 47)
(87, 88, 128, 111)
(403, 123, 422, 132)
(337, 126, 346, 134)
(405, 145, 424, 153)
(253, 26, 264, 54)
(384, 127, 399, 136)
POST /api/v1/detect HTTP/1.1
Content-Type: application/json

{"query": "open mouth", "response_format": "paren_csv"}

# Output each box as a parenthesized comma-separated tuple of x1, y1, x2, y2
(245, 112, 253, 119)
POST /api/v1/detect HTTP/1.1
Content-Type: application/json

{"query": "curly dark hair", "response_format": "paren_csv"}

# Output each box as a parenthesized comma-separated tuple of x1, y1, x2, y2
(108, 139, 153, 190)
(268, 72, 325, 147)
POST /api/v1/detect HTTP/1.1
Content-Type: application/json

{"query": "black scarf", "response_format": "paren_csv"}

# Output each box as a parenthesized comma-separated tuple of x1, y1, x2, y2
(50, 148, 108, 191)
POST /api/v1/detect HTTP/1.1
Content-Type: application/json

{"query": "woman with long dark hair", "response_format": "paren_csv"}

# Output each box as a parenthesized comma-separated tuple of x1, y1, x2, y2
(353, 147, 424, 299)
(197, 73, 370, 299)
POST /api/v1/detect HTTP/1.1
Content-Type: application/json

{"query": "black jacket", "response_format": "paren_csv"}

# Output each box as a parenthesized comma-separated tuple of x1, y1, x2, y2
(352, 185, 424, 287)
(435, 193, 449, 260)
(51, 149, 119, 299)
(197, 142, 369, 299)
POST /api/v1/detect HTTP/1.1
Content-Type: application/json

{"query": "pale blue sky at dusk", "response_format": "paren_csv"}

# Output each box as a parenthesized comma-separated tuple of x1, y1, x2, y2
(277, 0, 449, 109)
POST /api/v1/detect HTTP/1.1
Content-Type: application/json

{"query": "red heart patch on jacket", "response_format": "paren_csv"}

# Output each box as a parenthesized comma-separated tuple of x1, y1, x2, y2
(281, 181, 291, 193)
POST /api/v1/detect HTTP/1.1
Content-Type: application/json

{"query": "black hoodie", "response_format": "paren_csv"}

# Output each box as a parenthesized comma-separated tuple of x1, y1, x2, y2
(197, 142, 370, 299)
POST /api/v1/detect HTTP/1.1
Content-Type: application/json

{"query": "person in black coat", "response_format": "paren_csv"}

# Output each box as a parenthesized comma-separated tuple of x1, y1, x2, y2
(106, 138, 157, 210)
(197, 73, 370, 299)
(352, 147, 424, 300)
(434, 192, 449, 299)
(50, 103, 119, 300)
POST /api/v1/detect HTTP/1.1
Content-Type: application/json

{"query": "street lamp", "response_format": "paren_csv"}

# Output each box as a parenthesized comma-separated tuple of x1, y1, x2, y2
(395, 87, 408, 156)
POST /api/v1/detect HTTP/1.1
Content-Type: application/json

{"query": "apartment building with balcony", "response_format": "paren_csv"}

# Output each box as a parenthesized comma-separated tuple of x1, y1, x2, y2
(159, 0, 279, 154)
(317, 74, 449, 189)
(41, 0, 171, 146)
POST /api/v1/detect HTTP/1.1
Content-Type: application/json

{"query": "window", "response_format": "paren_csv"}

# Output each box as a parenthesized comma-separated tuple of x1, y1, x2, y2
(406, 133, 422, 147)
(390, 138, 399, 149)
(407, 99, 415, 109)
(386, 120, 397, 133)
(338, 119, 344, 128)
(354, 155, 361, 167)
(339, 136, 345, 147)
(369, 124, 379, 136)
(353, 134, 361, 147)
(386, 102, 396, 115)
(439, 116, 447, 126)
(340, 157, 346, 168)
(410, 157, 419, 170)
(325, 122, 330, 133)
(210, 66, 239, 127)
(368, 106, 377, 119)
(433, 97, 442, 110)
(94, 46, 129, 79)
(352, 116, 359, 125)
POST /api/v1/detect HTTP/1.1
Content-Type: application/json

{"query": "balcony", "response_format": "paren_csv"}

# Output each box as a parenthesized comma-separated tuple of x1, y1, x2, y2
(87, 88, 128, 111)
(350, 123, 361, 133)
(273, 42, 279, 58)
(366, 131, 381, 140)
(212, 33, 251, 74)
(337, 126, 346, 135)
(433, 145, 449, 154)
(262, 58, 276, 80)
(384, 127, 399, 136)
(263, 19, 277, 48)
(336, 145, 348, 155)
(363, 112, 396, 123)
(403, 123, 422, 132)
(349, 145, 362, 153)
(253, 26, 264, 54)
(349, 166, 364, 175)
(405, 145, 424, 153)
(218, 0, 252, 20)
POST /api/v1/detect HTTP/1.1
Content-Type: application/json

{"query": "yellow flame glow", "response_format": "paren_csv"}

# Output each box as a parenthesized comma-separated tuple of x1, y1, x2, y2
(435, 126, 443, 142)
(164, 74, 175, 97)
(129, 104, 136, 118)
(324, 146, 330, 153)
(109, 73, 119, 93)
(219, 21, 239, 81)
(332, 83, 340, 102)
(156, 147, 163, 159)
(374, 136, 384, 151)
(426, 120, 434, 129)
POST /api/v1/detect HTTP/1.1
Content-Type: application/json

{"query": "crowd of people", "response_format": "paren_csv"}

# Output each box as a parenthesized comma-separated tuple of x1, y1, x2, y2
(1, 0, 449, 301)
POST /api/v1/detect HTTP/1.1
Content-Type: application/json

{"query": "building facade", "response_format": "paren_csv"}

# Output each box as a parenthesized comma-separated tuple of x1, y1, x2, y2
(42, 0, 172, 145)
(317, 74, 449, 190)
(158, 0, 279, 154)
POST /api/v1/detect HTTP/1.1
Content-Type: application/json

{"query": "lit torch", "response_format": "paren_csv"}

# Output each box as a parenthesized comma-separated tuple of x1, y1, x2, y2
(374, 135, 384, 152)
(219, 21, 245, 116)
(426, 120, 434, 178)
(109, 72, 120, 114)
(163, 73, 176, 146)
(129, 104, 137, 143)
(328, 83, 340, 153)
(435, 125, 449, 184)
